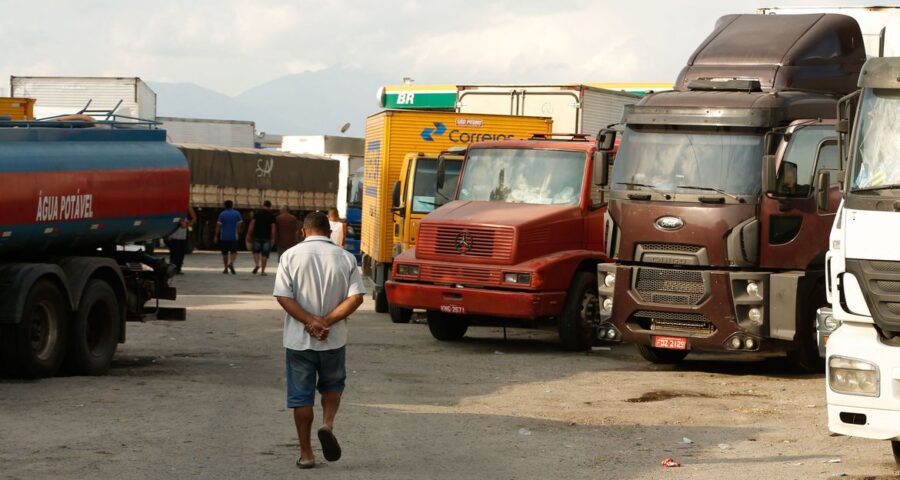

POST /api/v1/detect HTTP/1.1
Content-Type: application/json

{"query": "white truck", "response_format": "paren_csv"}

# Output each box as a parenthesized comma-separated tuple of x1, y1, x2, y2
(824, 56, 900, 466)
(158, 117, 256, 148)
(758, 6, 900, 56)
(10, 76, 156, 120)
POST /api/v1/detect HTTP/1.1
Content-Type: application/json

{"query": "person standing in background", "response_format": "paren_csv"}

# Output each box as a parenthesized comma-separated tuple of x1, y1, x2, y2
(275, 205, 301, 252)
(168, 207, 196, 275)
(327, 208, 346, 248)
(214, 200, 243, 274)
(248, 200, 277, 276)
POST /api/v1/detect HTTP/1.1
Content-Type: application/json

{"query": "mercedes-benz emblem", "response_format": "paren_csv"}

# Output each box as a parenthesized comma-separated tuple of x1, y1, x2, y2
(455, 231, 474, 254)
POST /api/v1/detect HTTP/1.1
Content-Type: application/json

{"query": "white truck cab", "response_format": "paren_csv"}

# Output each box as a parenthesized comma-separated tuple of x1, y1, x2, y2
(825, 56, 900, 465)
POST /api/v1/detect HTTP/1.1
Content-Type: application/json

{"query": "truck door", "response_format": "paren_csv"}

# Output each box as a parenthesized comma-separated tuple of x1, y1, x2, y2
(760, 122, 840, 269)
(403, 157, 462, 250)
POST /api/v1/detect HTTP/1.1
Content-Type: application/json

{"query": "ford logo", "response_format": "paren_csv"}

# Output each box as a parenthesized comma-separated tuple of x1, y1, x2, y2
(655, 216, 684, 231)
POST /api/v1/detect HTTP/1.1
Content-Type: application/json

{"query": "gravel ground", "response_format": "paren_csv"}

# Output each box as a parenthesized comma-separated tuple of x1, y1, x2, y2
(1, 251, 898, 479)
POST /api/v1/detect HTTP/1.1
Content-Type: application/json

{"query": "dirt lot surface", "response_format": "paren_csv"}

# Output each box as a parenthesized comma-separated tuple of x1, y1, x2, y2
(1, 251, 898, 479)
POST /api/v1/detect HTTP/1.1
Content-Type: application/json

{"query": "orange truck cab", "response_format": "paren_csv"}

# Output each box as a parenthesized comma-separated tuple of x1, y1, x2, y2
(385, 134, 614, 350)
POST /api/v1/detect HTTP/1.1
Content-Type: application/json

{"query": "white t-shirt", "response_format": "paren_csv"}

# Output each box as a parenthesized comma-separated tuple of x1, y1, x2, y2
(273, 235, 367, 351)
(329, 220, 345, 247)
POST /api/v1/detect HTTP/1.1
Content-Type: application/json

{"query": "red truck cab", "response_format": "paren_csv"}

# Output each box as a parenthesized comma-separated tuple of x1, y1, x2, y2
(386, 134, 612, 349)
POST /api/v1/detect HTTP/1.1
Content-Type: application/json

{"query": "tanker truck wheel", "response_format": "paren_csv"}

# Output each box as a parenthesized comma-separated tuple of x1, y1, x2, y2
(637, 344, 689, 364)
(389, 304, 412, 324)
(558, 271, 598, 351)
(1, 280, 68, 378)
(66, 280, 121, 376)
(426, 311, 468, 341)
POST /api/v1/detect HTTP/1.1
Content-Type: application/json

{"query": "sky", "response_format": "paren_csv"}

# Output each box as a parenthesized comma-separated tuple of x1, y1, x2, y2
(0, 0, 886, 97)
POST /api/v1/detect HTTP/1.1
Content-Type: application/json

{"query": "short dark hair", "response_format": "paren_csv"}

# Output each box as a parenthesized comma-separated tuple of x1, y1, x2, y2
(303, 211, 331, 235)
(263, 200, 272, 208)
(224, 200, 234, 209)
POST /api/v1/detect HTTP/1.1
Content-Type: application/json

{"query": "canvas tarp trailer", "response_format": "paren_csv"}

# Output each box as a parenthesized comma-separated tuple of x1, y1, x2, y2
(175, 143, 340, 249)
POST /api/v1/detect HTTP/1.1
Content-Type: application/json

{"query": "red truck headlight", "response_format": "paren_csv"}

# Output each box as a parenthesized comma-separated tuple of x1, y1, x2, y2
(503, 272, 532, 285)
(396, 264, 420, 278)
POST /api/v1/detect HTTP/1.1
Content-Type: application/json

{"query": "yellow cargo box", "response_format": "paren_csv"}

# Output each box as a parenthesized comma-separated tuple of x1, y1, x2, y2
(0, 97, 35, 120)
(362, 110, 552, 311)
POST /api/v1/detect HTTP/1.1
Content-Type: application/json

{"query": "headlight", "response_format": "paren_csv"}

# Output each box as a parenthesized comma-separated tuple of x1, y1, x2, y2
(603, 273, 616, 288)
(503, 273, 532, 285)
(601, 297, 613, 313)
(829, 356, 880, 397)
(397, 264, 420, 277)
(747, 307, 762, 326)
(746, 281, 760, 297)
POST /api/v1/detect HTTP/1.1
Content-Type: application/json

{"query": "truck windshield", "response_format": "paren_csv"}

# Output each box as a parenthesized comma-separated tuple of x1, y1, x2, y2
(612, 126, 765, 196)
(850, 88, 900, 192)
(411, 159, 462, 214)
(458, 148, 585, 205)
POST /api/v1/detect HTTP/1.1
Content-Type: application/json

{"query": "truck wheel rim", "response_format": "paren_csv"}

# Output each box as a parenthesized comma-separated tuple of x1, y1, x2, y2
(29, 302, 58, 361)
(581, 292, 599, 325)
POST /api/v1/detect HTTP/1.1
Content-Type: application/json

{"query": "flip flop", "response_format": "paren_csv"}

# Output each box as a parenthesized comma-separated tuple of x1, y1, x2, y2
(317, 426, 342, 462)
(296, 457, 316, 469)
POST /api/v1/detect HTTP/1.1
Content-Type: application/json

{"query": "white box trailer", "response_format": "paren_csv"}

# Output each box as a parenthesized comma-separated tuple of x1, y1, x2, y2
(758, 6, 900, 56)
(158, 117, 255, 148)
(10, 76, 156, 120)
(455, 84, 641, 135)
(280, 135, 364, 218)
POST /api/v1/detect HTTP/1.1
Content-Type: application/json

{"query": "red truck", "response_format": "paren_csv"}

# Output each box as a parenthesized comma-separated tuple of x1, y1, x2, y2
(595, 13, 865, 370)
(385, 134, 613, 350)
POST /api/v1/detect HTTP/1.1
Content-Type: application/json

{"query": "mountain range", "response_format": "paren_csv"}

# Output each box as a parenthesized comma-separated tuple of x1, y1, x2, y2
(150, 66, 390, 138)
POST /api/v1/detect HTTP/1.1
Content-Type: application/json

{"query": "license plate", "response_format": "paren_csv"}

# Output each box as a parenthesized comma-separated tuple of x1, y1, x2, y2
(653, 335, 688, 350)
(440, 305, 466, 315)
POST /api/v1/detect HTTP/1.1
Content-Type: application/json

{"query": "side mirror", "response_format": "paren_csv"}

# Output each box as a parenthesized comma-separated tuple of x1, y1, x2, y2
(762, 154, 777, 194)
(597, 128, 617, 152)
(592, 151, 609, 187)
(436, 155, 446, 190)
(391, 180, 402, 209)
(816, 170, 831, 211)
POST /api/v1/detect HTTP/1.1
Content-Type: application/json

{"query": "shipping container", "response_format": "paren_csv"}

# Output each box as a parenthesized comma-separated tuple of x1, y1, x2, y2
(362, 110, 552, 311)
(456, 85, 640, 134)
(758, 6, 900, 56)
(0, 97, 35, 120)
(10, 76, 156, 120)
(158, 117, 255, 148)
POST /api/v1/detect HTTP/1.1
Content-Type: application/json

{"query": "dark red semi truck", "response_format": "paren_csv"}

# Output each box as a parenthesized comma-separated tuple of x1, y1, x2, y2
(596, 13, 865, 370)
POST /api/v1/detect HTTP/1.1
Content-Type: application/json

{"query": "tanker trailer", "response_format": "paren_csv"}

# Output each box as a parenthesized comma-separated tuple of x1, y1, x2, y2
(0, 119, 190, 378)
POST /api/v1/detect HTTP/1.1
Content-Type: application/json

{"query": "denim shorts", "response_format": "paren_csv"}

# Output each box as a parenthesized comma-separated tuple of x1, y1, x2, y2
(285, 347, 346, 408)
(251, 239, 272, 257)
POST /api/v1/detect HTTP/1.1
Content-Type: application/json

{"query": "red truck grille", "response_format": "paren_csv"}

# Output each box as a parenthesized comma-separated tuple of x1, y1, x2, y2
(419, 264, 502, 286)
(417, 224, 514, 261)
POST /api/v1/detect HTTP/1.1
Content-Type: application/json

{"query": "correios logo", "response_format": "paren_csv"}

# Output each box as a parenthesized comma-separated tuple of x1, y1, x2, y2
(420, 119, 516, 143)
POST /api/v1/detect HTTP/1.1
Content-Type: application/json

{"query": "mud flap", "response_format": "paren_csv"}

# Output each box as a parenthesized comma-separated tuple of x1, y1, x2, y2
(769, 272, 803, 340)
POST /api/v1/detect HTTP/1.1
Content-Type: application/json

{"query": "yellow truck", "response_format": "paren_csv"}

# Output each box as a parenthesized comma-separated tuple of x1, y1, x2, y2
(0, 97, 35, 120)
(362, 110, 552, 316)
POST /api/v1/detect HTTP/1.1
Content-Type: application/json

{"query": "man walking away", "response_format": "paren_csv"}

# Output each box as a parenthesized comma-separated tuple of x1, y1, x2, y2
(275, 205, 300, 252)
(274, 212, 366, 469)
(248, 200, 277, 275)
(214, 200, 243, 274)
(168, 207, 196, 274)
(327, 208, 346, 248)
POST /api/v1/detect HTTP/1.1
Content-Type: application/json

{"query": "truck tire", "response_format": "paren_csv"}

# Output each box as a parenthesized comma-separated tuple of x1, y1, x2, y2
(892, 441, 900, 466)
(375, 290, 389, 314)
(558, 271, 598, 351)
(1, 280, 68, 378)
(66, 280, 122, 376)
(637, 344, 689, 364)
(389, 304, 412, 324)
(787, 283, 826, 373)
(426, 311, 468, 341)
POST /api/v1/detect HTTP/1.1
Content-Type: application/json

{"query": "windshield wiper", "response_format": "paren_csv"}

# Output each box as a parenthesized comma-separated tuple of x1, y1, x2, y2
(851, 184, 900, 193)
(615, 182, 665, 194)
(676, 185, 743, 203)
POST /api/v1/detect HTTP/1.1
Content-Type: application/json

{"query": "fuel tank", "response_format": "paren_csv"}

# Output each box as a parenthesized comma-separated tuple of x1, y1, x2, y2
(0, 125, 189, 256)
